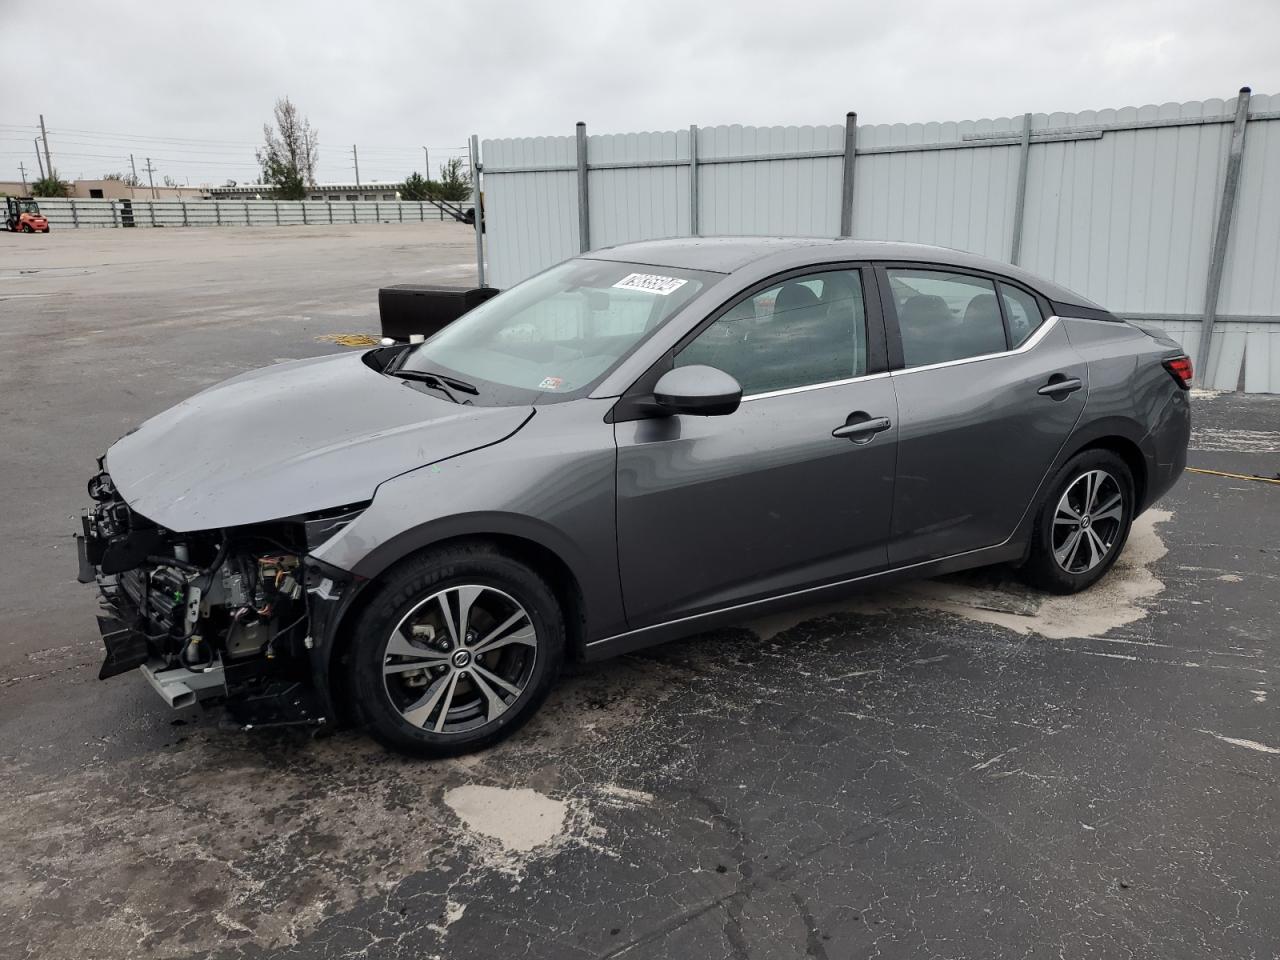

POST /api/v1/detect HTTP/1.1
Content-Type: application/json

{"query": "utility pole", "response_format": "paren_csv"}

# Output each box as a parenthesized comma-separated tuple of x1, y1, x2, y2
(144, 157, 157, 199)
(423, 146, 430, 178)
(18, 162, 27, 191)
(39, 114, 53, 177)
(352, 144, 360, 186)
(34, 139, 45, 180)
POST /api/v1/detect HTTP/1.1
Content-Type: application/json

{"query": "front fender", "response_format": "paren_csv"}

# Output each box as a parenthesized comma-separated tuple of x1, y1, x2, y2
(310, 398, 625, 641)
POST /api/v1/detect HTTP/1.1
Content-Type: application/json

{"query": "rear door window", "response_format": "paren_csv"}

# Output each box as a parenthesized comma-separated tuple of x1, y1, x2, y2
(886, 269, 1008, 368)
(998, 282, 1044, 347)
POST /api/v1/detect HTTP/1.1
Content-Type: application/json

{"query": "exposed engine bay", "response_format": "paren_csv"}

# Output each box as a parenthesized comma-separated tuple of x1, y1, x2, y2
(77, 464, 361, 726)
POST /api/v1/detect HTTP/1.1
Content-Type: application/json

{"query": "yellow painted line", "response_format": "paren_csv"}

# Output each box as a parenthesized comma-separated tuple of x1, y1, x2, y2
(1187, 466, 1280, 486)
(315, 333, 380, 347)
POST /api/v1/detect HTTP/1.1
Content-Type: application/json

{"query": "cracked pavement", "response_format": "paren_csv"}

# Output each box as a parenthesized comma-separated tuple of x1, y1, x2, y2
(1, 226, 1277, 959)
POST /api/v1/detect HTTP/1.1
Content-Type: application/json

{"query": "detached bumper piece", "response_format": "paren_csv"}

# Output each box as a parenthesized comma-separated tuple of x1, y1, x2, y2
(143, 658, 227, 709)
(96, 609, 151, 680)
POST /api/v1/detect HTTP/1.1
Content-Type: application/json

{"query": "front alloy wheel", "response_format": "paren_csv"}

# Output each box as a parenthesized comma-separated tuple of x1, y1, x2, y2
(349, 544, 565, 757)
(382, 585, 538, 734)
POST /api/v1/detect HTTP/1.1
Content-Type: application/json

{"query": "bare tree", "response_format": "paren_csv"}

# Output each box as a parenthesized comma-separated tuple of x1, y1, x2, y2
(256, 96, 319, 199)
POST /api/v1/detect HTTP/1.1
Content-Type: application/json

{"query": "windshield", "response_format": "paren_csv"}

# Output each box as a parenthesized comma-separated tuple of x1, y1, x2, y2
(399, 259, 717, 403)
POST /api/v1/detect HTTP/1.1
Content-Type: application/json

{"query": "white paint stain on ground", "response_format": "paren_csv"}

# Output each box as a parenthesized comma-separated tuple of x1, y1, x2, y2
(1217, 574, 1244, 583)
(596, 784, 656, 806)
(750, 510, 1172, 642)
(426, 899, 467, 936)
(1251, 689, 1268, 704)
(1198, 730, 1280, 755)
(1190, 428, 1280, 453)
(443, 784, 569, 853)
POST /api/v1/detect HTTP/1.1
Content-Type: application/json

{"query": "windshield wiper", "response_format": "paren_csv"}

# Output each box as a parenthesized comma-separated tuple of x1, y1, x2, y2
(389, 369, 478, 403)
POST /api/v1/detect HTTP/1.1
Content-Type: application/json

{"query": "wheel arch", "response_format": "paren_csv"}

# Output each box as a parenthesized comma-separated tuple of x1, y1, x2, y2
(1060, 420, 1151, 509)
(322, 515, 594, 722)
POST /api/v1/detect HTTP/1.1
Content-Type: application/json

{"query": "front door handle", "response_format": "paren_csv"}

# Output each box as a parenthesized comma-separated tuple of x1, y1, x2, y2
(832, 414, 892, 443)
(1037, 376, 1083, 398)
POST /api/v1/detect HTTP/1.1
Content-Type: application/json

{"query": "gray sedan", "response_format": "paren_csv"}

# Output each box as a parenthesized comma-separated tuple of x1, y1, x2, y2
(77, 238, 1192, 756)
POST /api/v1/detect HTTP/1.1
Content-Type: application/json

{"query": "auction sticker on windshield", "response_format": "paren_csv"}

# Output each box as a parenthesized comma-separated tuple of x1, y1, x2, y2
(612, 273, 689, 296)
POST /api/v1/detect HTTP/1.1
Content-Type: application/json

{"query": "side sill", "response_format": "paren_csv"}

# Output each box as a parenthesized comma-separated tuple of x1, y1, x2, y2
(585, 539, 1026, 662)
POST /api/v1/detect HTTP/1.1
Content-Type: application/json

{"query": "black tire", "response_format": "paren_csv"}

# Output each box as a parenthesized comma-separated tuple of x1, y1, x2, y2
(21, 223, 33, 233)
(348, 543, 564, 757)
(1021, 449, 1135, 595)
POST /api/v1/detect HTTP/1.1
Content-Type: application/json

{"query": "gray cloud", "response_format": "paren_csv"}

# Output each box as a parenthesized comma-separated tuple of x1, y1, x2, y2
(3, 0, 1277, 186)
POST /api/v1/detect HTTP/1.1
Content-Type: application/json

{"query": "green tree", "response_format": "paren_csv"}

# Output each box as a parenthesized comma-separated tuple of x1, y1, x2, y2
(256, 96, 318, 200)
(401, 171, 430, 201)
(430, 157, 471, 202)
(32, 172, 70, 197)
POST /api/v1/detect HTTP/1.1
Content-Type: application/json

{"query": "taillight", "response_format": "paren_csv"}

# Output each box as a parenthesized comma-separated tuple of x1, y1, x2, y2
(1164, 356, 1193, 390)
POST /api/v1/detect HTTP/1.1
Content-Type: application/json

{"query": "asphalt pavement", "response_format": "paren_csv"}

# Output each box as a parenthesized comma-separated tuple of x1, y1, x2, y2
(0, 225, 1276, 960)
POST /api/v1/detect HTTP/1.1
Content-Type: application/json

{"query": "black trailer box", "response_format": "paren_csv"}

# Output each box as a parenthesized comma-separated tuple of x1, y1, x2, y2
(377, 285, 499, 342)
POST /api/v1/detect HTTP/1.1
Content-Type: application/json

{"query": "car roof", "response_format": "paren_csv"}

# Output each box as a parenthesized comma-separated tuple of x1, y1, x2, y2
(585, 236, 1105, 312)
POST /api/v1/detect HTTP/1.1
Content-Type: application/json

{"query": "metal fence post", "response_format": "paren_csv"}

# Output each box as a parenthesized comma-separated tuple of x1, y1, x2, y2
(215, 202, 222, 226)
(302, 203, 308, 225)
(70, 199, 79, 227)
(111, 201, 119, 227)
(576, 121, 590, 252)
(1010, 112, 1033, 264)
(1199, 86, 1252, 385)
(274, 201, 281, 226)
(839, 112, 857, 237)
(244, 200, 250, 225)
(181, 201, 189, 227)
(327, 203, 333, 225)
(471, 133, 486, 287)
(149, 202, 156, 227)
(689, 124, 699, 236)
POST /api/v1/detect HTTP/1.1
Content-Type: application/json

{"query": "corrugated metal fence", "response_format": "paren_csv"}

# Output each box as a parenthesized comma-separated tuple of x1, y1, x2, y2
(30, 197, 458, 229)
(480, 89, 1280, 393)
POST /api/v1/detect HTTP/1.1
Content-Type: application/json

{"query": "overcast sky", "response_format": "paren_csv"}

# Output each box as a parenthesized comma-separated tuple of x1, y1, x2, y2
(3, 0, 1278, 187)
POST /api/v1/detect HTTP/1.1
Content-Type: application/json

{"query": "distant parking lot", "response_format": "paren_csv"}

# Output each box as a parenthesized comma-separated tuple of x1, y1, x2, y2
(1, 225, 1277, 959)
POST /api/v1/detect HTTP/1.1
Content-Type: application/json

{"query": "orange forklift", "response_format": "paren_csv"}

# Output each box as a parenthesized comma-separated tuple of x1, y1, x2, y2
(5, 197, 50, 233)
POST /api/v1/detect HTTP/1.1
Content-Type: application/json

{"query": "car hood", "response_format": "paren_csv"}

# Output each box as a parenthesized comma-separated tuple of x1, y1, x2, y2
(106, 352, 533, 532)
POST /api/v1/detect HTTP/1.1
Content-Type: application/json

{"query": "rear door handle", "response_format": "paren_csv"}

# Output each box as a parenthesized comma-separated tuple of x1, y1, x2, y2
(1037, 377, 1083, 398)
(832, 415, 892, 442)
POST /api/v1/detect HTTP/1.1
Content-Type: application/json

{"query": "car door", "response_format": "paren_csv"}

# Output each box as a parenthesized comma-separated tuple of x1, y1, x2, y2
(613, 266, 899, 628)
(878, 264, 1088, 566)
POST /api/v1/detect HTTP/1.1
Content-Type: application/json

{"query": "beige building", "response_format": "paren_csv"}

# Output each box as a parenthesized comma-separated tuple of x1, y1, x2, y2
(0, 178, 206, 200)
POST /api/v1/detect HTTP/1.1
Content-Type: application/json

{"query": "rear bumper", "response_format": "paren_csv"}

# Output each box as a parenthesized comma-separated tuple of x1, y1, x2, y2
(1142, 389, 1191, 509)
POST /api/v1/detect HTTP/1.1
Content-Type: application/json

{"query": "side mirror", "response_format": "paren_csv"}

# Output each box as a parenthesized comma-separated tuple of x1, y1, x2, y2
(652, 365, 742, 417)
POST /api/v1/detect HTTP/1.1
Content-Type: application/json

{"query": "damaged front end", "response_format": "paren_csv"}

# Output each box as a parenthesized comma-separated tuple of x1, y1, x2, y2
(76, 462, 362, 728)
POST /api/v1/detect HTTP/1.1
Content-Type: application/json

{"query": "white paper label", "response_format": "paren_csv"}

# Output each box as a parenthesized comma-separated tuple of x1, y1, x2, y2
(611, 273, 688, 296)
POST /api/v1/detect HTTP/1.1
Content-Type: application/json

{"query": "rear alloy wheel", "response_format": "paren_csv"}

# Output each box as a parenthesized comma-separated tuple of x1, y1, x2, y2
(350, 546, 564, 756)
(1022, 449, 1134, 594)
(1052, 469, 1125, 575)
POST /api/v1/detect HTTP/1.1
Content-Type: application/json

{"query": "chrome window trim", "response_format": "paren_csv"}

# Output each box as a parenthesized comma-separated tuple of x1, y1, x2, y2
(741, 370, 889, 402)
(891, 315, 1060, 377)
